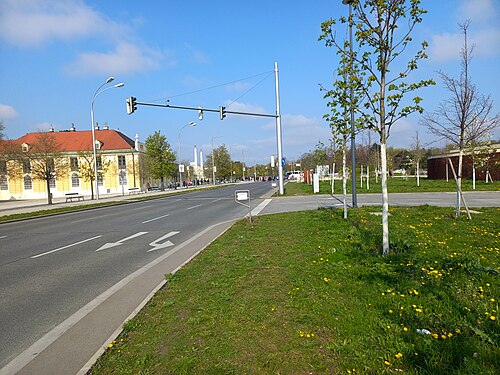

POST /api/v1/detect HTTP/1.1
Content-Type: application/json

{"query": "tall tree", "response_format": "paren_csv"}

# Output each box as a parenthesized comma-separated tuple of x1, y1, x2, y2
(421, 21, 499, 217)
(320, 0, 434, 254)
(25, 132, 68, 205)
(205, 145, 232, 181)
(144, 131, 176, 190)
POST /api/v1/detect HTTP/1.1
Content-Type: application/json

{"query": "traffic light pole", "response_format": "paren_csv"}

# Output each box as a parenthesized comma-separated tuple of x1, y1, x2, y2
(126, 62, 285, 195)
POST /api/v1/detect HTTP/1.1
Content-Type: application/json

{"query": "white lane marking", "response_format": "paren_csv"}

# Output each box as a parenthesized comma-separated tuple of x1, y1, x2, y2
(148, 231, 179, 252)
(0, 235, 7, 239)
(31, 236, 103, 259)
(251, 199, 272, 216)
(142, 214, 170, 224)
(187, 204, 204, 210)
(3, 220, 234, 375)
(96, 232, 148, 252)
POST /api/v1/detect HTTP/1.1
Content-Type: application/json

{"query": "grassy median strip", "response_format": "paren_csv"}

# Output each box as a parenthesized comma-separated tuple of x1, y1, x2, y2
(91, 206, 499, 374)
(284, 177, 500, 195)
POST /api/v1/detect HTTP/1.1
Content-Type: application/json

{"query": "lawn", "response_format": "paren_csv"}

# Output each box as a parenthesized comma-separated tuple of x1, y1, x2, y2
(284, 177, 500, 196)
(90, 206, 499, 374)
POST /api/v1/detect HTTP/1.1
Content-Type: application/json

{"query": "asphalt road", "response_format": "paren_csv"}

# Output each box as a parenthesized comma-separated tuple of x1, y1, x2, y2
(0, 182, 274, 373)
(1, 186, 498, 374)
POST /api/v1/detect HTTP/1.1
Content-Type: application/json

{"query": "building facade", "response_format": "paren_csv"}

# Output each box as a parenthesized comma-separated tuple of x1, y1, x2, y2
(427, 143, 500, 180)
(0, 127, 145, 200)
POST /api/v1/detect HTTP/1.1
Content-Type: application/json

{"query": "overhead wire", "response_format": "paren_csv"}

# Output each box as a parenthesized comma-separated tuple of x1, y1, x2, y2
(148, 70, 274, 104)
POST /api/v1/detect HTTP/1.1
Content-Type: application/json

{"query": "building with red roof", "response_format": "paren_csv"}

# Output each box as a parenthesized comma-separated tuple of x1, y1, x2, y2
(0, 126, 145, 201)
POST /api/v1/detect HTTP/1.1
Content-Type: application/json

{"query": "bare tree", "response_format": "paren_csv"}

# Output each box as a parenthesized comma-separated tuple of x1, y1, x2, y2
(421, 20, 500, 217)
(78, 151, 112, 199)
(26, 132, 68, 205)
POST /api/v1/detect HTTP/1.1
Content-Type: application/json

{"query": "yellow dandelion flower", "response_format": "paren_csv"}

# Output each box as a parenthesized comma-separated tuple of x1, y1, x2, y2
(384, 360, 391, 366)
(403, 327, 408, 332)
(490, 316, 496, 321)
(389, 310, 393, 314)
(395, 352, 403, 359)
(455, 328, 461, 334)
(432, 333, 439, 339)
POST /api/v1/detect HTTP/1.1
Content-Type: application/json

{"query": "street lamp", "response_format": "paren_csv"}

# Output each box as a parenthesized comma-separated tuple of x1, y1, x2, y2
(91, 77, 124, 200)
(211, 136, 223, 185)
(178, 121, 196, 187)
(342, 0, 357, 207)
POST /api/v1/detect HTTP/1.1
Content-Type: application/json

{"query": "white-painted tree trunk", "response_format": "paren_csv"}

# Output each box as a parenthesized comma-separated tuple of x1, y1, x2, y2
(331, 163, 335, 194)
(472, 162, 476, 190)
(380, 142, 389, 254)
(343, 141, 347, 219)
(456, 151, 463, 218)
(416, 161, 420, 187)
(367, 165, 370, 190)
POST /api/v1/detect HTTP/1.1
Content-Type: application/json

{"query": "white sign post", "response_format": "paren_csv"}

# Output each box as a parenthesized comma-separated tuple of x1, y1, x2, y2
(235, 189, 252, 223)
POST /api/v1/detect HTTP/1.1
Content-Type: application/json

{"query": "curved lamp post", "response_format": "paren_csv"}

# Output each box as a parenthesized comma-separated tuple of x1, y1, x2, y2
(91, 77, 124, 200)
(178, 121, 196, 186)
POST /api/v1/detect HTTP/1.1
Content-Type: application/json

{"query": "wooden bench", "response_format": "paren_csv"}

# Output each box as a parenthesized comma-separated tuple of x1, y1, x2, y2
(128, 187, 142, 195)
(65, 192, 84, 202)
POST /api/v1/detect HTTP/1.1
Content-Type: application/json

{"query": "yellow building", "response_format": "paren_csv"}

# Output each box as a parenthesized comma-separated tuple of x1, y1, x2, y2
(0, 127, 145, 200)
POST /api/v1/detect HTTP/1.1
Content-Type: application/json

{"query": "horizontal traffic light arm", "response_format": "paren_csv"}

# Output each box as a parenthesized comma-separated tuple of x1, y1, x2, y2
(130, 101, 278, 119)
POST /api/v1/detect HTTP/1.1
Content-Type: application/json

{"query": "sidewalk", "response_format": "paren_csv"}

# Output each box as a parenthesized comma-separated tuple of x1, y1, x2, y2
(0, 187, 204, 217)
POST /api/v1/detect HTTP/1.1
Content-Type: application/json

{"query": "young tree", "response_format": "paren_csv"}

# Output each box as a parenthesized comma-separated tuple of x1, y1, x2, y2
(411, 131, 425, 187)
(320, 0, 434, 254)
(78, 151, 112, 199)
(421, 21, 499, 217)
(144, 131, 176, 190)
(26, 132, 67, 205)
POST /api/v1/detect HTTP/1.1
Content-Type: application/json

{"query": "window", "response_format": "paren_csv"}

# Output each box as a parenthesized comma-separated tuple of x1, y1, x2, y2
(0, 160, 6, 174)
(24, 175, 32, 190)
(119, 171, 127, 186)
(0, 175, 8, 190)
(96, 156, 103, 170)
(71, 173, 80, 188)
(118, 155, 126, 169)
(22, 160, 31, 173)
(22, 143, 29, 152)
(70, 157, 79, 171)
(47, 158, 55, 173)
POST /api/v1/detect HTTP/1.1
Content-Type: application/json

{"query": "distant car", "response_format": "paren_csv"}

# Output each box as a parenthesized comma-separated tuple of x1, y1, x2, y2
(148, 186, 160, 191)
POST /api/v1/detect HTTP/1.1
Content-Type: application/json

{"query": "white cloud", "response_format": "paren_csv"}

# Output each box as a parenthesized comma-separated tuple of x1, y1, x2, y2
(64, 42, 167, 75)
(458, 0, 497, 22)
(224, 100, 267, 115)
(428, 32, 462, 62)
(225, 82, 253, 92)
(0, 104, 18, 119)
(0, 0, 127, 47)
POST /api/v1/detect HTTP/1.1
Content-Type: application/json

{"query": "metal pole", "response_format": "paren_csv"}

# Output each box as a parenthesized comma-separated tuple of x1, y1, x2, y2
(211, 137, 215, 185)
(178, 132, 182, 186)
(274, 62, 284, 195)
(348, 2, 357, 207)
(90, 101, 99, 199)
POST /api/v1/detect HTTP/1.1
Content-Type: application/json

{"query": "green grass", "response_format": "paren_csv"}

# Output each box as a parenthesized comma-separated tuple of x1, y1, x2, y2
(284, 177, 500, 195)
(90, 206, 500, 374)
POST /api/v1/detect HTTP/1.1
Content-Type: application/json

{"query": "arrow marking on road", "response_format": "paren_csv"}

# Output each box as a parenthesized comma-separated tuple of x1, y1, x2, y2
(96, 232, 148, 252)
(148, 231, 179, 252)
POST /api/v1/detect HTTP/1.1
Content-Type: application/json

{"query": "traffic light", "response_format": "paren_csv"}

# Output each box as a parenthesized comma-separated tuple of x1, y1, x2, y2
(219, 106, 226, 120)
(126, 97, 137, 115)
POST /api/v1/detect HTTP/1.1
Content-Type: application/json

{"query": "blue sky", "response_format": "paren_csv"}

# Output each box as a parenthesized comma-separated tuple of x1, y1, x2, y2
(1, 0, 499, 165)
